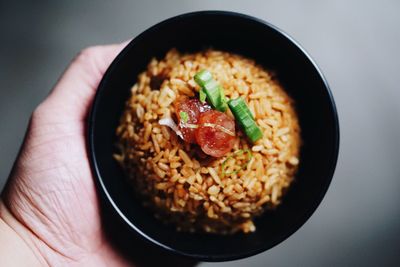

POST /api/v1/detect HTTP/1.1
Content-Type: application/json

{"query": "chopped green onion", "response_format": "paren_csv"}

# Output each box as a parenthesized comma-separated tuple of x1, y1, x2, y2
(194, 70, 228, 112)
(194, 69, 212, 87)
(179, 112, 198, 129)
(221, 149, 252, 177)
(220, 89, 228, 108)
(228, 98, 263, 142)
(199, 88, 207, 103)
(202, 80, 228, 112)
(179, 111, 188, 123)
(228, 97, 254, 120)
(245, 122, 263, 142)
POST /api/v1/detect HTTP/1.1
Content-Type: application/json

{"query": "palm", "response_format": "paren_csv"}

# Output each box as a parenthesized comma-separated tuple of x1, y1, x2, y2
(2, 45, 131, 266)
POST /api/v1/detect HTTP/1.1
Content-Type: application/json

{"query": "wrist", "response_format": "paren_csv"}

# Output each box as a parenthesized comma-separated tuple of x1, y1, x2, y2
(0, 200, 48, 267)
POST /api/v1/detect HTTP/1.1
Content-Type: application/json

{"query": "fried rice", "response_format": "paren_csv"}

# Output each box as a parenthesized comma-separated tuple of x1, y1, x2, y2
(114, 49, 300, 234)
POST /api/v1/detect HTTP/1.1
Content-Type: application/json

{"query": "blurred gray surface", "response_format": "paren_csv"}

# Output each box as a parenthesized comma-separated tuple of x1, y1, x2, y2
(1, 0, 399, 266)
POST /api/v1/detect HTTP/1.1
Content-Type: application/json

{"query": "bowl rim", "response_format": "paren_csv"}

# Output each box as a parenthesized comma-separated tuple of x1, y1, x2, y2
(88, 10, 340, 262)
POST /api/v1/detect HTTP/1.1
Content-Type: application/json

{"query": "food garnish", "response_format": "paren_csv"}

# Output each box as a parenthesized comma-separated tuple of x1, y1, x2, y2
(194, 70, 228, 112)
(221, 149, 253, 177)
(228, 97, 263, 142)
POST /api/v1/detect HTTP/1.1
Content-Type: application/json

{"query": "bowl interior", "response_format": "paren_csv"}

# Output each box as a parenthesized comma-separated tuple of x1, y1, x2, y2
(89, 11, 339, 261)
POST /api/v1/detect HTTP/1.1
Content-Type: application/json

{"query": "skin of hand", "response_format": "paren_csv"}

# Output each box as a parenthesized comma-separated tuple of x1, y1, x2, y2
(0, 43, 196, 267)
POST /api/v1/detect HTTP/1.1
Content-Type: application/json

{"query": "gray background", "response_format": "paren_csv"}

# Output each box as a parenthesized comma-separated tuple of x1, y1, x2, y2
(1, 0, 399, 266)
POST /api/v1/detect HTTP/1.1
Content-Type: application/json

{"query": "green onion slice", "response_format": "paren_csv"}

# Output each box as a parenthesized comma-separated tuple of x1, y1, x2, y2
(194, 70, 228, 112)
(228, 98, 263, 142)
(194, 69, 212, 87)
(203, 80, 227, 112)
(179, 111, 189, 123)
(221, 149, 252, 177)
(229, 97, 254, 120)
(179, 111, 199, 129)
(199, 88, 207, 103)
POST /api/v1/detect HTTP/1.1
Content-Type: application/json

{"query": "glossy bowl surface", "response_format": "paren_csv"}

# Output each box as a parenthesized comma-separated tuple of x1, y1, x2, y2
(88, 11, 340, 261)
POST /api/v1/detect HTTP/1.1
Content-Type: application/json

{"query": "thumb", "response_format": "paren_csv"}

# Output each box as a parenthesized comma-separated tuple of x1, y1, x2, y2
(34, 42, 128, 123)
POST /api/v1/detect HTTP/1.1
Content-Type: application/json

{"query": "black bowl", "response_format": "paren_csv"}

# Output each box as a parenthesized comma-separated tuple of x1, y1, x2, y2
(88, 11, 339, 261)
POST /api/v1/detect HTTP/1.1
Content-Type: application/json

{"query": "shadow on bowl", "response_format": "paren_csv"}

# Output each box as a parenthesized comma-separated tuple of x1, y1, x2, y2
(89, 10, 339, 262)
(99, 196, 197, 266)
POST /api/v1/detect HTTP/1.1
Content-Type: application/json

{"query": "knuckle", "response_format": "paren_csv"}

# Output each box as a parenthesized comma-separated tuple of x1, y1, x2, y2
(31, 102, 47, 119)
(30, 103, 46, 125)
(75, 46, 101, 63)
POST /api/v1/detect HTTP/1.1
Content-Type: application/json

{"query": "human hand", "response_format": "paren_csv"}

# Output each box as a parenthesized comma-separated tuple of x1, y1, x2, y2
(0, 43, 196, 267)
